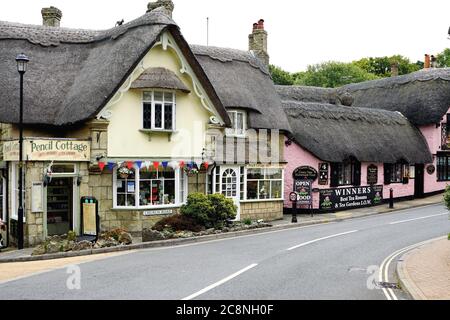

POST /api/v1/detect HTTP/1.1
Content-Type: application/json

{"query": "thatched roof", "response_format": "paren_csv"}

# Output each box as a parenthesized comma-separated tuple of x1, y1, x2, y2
(0, 8, 230, 127)
(191, 45, 291, 132)
(282, 100, 432, 164)
(338, 68, 450, 126)
(130, 67, 190, 93)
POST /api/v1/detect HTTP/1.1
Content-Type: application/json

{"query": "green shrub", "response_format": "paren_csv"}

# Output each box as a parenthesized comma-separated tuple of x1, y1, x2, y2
(152, 215, 204, 232)
(103, 228, 128, 241)
(444, 185, 450, 210)
(243, 218, 252, 226)
(67, 230, 77, 242)
(181, 193, 237, 228)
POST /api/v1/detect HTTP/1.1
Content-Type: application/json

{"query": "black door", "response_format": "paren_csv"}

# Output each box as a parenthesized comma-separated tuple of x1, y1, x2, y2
(414, 164, 424, 198)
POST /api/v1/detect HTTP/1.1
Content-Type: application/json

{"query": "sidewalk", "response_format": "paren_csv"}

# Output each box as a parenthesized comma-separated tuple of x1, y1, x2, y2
(0, 193, 444, 263)
(397, 237, 450, 300)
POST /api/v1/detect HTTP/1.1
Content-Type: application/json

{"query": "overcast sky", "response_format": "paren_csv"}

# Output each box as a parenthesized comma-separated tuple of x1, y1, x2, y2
(2, 0, 449, 72)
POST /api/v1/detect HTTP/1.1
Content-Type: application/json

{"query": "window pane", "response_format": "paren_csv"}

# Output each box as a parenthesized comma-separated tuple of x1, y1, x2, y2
(236, 112, 244, 134)
(116, 168, 135, 207)
(259, 181, 270, 199)
(154, 92, 163, 101)
(271, 181, 282, 199)
(163, 180, 176, 205)
(143, 103, 152, 129)
(154, 103, 162, 128)
(164, 92, 173, 102)
(266, 169, 282, 179)
(164, 104, 173, 130)
(161, 167, 175, 179)
(247, 181, 258, 200)
(52, 164, 75, 174)
(247, 168, 263, 180)
(143, 92, 152, 101)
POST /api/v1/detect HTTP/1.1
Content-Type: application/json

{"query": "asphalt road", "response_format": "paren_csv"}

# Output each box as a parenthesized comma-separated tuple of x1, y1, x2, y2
(0, 204, 449, 300)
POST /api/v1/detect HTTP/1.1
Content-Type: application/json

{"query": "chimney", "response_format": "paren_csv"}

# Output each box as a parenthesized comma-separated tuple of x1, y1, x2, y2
(41, 6, 62, 27)
(390, 62, 399, 77)
(147, 0, 174, 18)
(424, 54, 431, 69)
(249, 19, 269, 67)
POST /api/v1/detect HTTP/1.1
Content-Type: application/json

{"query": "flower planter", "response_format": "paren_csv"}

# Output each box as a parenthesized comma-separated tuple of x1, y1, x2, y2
(119, 173, 129, 179)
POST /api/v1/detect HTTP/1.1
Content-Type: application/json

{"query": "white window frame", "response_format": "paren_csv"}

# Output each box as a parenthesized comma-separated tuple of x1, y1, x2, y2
(10, 162, 25, 221)
(226, 110, 247, 137)
(142, 91, 176, 132)
(0, 176, 5, 221)
(113, 166, 186, 210)
(245, 167, 284, 201)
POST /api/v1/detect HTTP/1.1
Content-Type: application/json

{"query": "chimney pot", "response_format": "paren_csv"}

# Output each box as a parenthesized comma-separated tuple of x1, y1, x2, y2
(258, 19, 265, 29)
(41, 6, 62, 27)
(147, 0, 174, 18)
(424, 54, 431, 69)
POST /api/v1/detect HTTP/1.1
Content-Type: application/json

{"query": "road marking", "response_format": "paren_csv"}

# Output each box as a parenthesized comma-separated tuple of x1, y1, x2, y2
(182, 263, 258, 301)
(389, 213, 447, 225)
(286, 230, 359, 251)
(378, 236, 447, 300)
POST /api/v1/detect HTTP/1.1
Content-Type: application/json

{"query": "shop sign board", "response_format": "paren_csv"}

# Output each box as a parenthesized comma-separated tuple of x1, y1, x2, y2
(81, 197, 99, 237)
(3, 139, 90, 162)
(294, 180, 313, 205)
(319, 185, 383, 211)
(318, 163, 329, 185)
(293, 166, 318, 182)
(367, 165, 378, 185)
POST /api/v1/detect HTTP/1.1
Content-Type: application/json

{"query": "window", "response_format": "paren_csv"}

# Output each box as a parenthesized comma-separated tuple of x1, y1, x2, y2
(330, 159, 361, 187)
(246, 168, 283, 200)
(114, 165, 185, 208)
(437, 154, 450, 181)
(222, 169, 237, 198)
(10, 163, 25, 220)
(226, 110, 246, 136)
(384, 162, 409, 184)
(0, 176, 5, 221)
(143, 91, 176, 131)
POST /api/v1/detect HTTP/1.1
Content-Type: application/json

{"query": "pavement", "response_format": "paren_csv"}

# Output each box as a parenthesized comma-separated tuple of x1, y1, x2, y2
(0, 193, 445, 263)
(397, 237, 450, 300)
(0, 201, 448, 299)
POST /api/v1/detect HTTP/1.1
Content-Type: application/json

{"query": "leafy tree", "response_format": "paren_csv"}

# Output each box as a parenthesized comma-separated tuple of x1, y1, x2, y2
(269, 64, 294, 85)
(294, 61, 379, 88)
(436, 48, 450, 67)
(353, 55, 420, 77)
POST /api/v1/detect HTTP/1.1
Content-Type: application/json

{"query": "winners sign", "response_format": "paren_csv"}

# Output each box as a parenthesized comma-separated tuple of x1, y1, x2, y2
(319, 185, 383, 210)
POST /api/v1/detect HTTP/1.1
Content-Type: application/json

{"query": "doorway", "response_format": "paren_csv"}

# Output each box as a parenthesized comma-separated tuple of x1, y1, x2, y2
(46, 177, 73, 236)
(219, 166, 241, 221)
(414, 164, 425, 198)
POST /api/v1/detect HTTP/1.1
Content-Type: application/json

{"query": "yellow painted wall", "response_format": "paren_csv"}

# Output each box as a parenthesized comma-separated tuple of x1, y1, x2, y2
(107, 40, 214, 159)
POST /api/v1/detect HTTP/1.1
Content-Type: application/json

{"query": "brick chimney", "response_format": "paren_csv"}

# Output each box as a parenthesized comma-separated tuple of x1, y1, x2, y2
(41, 6, 62, 27)
(424, 54, 431, 69)
(390, 62, 399, 77)
(147, 0, 174, 18)
(249, 19, 269, 67)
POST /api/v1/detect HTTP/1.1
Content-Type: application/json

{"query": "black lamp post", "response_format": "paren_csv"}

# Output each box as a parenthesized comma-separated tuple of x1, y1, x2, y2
(16, 53, 29, 250)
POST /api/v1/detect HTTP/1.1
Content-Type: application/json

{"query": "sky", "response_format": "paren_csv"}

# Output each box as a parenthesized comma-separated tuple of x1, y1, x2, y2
(1, 0, 449, 72)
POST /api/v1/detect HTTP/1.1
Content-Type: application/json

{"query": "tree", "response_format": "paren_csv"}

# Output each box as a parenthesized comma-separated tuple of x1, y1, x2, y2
(294, 61, 379, 88)
(269, 65, 294, 85)
(436, 48, 450, 67)
(353, 55, 420, 77)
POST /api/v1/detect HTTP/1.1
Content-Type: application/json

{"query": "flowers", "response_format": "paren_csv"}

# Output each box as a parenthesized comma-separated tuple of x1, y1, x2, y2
(184, 166, 199, 176)
(118, 166, 133, 178)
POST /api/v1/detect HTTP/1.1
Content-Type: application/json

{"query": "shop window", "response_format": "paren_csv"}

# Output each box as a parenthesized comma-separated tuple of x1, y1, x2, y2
(114, 165, 184, 209)
(226, 110, 246, 137)
(246, 168, 283, 200)
(384, 162, 409, 184)
(142, 91, 176, 131)
(437, 154, 450, 181)
(330, 158, 361, 187)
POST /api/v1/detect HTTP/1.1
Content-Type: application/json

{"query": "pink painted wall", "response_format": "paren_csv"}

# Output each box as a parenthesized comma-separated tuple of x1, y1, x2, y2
(284, 138, 415, 210)
(419, 107, 450, 193)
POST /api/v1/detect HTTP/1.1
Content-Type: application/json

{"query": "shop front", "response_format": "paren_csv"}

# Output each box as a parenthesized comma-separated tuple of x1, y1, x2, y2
(2, 139, 90, 246)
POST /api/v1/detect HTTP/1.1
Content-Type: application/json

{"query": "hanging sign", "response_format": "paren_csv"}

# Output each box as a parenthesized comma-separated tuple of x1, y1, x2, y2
(3, 139, 90, 162)
(293, 166, 318, 181)
(319, 185, 383, 211)
(318, 163, 329, 185)
(294, 180, 313, 205)
(367, 165, 378, 185)
(426, 165, 436, 175)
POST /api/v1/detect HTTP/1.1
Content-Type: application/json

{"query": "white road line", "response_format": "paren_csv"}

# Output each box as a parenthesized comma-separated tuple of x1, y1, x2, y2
(286, 230, 359, 251)
(389, 213, 447, 225)
(181, 263, 258, 301)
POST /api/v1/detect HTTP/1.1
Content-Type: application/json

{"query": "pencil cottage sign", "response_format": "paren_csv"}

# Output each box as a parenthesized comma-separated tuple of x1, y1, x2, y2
(3, 139, 90, 162)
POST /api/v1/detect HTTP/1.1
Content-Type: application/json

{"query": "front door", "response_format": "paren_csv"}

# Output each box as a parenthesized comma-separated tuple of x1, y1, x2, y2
(46, 177, 73, 236)
(220, 167, 241, 221)
(414, 164, 425, 198)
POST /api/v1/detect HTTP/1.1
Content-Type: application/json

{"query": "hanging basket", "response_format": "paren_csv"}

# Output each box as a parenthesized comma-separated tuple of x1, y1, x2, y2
(119, 173, 129, 179)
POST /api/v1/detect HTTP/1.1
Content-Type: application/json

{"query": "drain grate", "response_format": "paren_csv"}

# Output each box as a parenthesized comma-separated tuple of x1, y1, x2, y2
(377, 282, 401, 290)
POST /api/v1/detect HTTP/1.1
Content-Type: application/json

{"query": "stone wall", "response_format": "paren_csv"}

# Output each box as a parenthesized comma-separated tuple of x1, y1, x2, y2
(240, 201, 283, 222)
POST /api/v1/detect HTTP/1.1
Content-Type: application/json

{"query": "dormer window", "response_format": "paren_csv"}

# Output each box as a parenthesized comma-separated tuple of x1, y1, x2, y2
(226, 110, 247, 137)
(142, 91, 176, 131)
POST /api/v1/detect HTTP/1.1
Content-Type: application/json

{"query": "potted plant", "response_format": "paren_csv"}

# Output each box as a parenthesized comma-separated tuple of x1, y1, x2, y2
(118, 167, 133, 179)
(184, 166, 199, 177)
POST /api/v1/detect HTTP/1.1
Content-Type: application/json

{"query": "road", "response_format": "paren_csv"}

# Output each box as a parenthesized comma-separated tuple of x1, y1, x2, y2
(0, 204, 448, 300)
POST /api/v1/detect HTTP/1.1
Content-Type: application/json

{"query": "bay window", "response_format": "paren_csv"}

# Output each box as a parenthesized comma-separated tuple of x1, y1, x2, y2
(246, 168, 283, 200)
(114, 166, 186, 209)
(143, 91, 176, 131)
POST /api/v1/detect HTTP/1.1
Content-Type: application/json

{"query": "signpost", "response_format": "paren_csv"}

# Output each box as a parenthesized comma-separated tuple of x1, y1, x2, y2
(80, 197, 99, 240)
(289, 192, 298, 223)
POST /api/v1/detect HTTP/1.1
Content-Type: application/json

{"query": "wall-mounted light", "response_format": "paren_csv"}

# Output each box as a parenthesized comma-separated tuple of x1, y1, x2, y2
(77, 175, 82, 186)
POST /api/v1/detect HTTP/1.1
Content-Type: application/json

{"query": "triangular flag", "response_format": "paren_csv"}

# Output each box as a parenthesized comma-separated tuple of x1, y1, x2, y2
(117, 161, 124, 168)
(179, 161, 185, 168)
(98, 162, 106, 171)
(126, 161, 134, 170)
(144, 161, 151, 170)
(195, 160, 203, 168)
(162, 161, 168, 168)
(168, 161, 177, 169)
(135, 161, 142, 169)
(203, 162, 209, 170)
(107, 162, 116, 171)
(153, 162, 160, 169)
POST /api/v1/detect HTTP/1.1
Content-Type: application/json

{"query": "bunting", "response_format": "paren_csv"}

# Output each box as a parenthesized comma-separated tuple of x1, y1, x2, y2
(95, 160, 211, 173)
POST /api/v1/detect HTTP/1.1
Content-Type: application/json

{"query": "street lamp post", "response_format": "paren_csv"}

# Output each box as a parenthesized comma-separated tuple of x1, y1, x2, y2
(16, 53, 29, 250)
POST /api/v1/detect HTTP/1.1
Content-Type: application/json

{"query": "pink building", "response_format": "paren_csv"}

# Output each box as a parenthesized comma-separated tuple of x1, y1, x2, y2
(278, 68, 450, 213)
